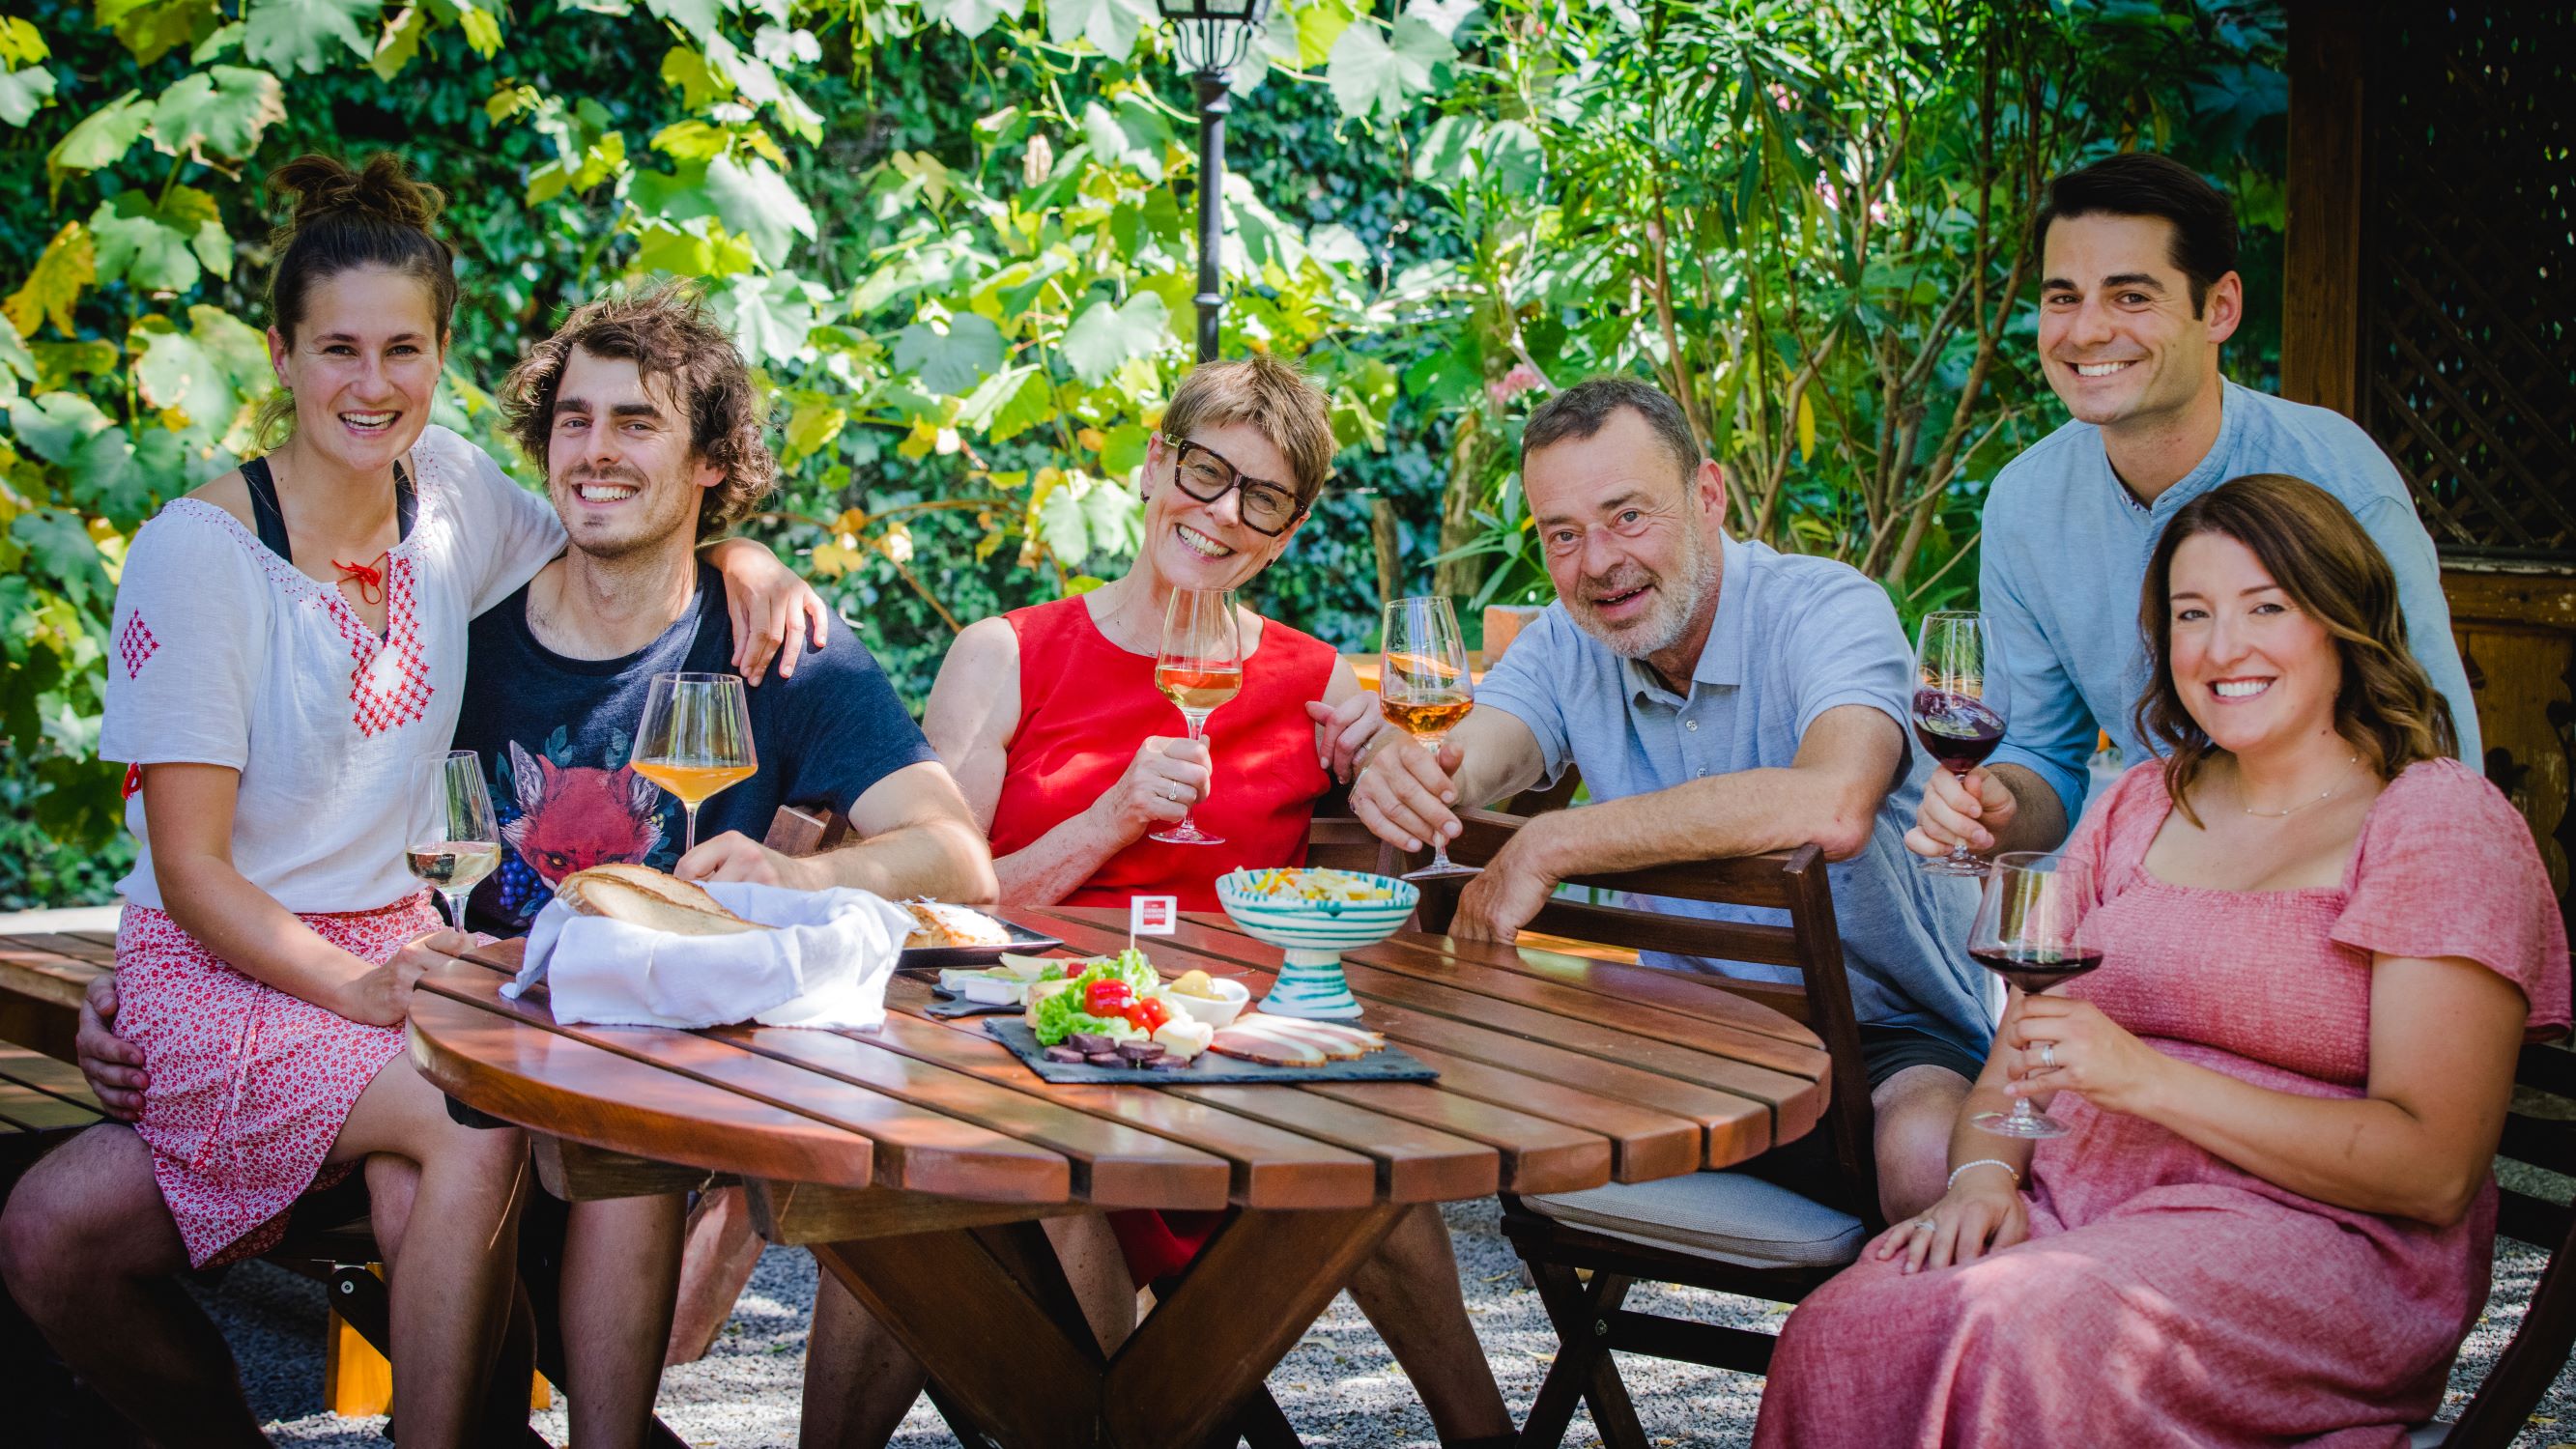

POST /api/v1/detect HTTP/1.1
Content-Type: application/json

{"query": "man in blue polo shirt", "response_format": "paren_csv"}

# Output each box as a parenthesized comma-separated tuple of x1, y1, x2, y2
(1910, 152, 2477, 862)
(1349, 376, 1988, 1223)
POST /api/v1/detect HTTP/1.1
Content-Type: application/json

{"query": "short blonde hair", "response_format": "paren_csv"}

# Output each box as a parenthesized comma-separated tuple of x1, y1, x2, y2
(1159, 355, 1337, 509)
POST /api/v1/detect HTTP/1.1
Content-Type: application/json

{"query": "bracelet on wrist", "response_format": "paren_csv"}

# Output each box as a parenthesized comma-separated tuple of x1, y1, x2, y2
(1947, 1158, 2019, 1192)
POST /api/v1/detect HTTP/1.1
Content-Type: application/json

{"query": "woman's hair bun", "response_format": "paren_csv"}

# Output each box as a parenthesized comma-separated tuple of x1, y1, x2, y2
(267, 153, 445, 235)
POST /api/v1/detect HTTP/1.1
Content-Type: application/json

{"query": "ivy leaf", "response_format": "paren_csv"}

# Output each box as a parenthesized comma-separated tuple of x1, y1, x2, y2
(893, 314, 1004, 397)
(243, 0, 377, 75)
(1326, 14, 1455, 123)
(4, 222, 95, 338)
(0, 63, 56, 129)
(91, 190, 229, 294)
(1045, 0, 1154, 64)
(923, 0, 1027, 39)
(1060, 291, 1168, 386)
(148, 67, 285, 165)
(45, 92, 151, 200)
(96, 0, 221, 68)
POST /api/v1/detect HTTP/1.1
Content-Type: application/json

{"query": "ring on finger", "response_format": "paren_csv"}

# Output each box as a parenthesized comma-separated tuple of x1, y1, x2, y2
(1909, 1217, 1935, 1234)
(2039, 1040, 2057, 1070)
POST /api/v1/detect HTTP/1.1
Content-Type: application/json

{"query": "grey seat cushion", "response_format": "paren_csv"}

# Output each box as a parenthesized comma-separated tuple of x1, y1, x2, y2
(1526, 1170, 1866, 1270)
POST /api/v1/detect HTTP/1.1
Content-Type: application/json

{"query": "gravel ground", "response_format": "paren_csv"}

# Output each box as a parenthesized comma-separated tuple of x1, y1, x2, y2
(191, 1195, 2576, 1448)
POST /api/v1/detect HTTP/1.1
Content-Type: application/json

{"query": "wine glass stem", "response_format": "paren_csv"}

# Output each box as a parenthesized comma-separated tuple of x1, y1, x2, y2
(441, 889, 468, 934)
(1177, 711, 1211, 833)
(1421, 733, 1455, 870)
(682, 802, 701, 855)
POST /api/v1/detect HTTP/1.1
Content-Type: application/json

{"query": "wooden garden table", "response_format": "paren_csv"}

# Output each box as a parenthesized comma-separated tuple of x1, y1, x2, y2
(407, 905, 1829, 1449)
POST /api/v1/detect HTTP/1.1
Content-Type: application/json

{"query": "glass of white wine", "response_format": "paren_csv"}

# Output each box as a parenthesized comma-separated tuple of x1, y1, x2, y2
(1149, 587, 1244, 846)
(408, 750, 501, 931)
(1381, 595, 1479, 881)
(630, 671, 758, 855)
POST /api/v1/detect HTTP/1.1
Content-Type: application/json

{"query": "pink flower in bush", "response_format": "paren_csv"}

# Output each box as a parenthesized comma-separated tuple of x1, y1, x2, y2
(1815, 176, 1840, 212)
(1769, 82, 1795, 111)
(1487, 362, 1544, 408)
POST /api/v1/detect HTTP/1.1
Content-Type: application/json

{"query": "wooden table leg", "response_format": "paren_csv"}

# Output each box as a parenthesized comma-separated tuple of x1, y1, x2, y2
(811, 1204, 1405, 1449)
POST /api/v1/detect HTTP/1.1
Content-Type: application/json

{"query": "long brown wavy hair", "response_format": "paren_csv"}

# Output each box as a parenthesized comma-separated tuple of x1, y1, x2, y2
(2132, 472, 2458, 824)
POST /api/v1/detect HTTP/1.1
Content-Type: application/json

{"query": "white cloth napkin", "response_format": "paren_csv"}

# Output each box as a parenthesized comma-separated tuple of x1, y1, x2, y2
(503, 880, 915, 1031)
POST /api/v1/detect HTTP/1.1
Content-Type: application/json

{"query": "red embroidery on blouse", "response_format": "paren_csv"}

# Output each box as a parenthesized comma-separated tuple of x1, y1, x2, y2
(331, 553, 389, 606)
(118, 612, 158, 678)
(329, 554, 432, 736)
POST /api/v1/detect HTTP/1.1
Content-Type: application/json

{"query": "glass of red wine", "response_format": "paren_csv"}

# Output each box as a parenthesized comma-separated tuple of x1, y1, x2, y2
(1911, 609, 2009, 876)
(1968, 849, 2101, 1139)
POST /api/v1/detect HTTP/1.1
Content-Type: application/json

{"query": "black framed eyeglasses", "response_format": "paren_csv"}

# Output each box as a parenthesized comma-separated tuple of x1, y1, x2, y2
(1159, 433, 1309, 537)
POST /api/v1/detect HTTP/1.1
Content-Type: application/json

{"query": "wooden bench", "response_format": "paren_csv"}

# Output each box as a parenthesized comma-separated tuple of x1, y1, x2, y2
(0, 931, 114, 1065)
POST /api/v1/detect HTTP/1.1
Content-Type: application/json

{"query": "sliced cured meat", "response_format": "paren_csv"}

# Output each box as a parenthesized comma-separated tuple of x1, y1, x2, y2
(1207, 1013, 1385, 1066)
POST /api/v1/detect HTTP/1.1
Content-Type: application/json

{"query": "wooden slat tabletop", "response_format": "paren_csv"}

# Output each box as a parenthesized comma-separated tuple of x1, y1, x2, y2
(409, 907, 1826, 1215)
(0, 931, 111, 1010)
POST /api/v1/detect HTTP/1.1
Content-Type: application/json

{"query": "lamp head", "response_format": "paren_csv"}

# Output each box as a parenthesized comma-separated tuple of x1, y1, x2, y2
(1157, 0, 1274, 75)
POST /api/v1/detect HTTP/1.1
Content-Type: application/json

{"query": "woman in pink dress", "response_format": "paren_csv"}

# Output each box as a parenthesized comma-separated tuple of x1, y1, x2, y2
(1756, 472, 2570, 1448)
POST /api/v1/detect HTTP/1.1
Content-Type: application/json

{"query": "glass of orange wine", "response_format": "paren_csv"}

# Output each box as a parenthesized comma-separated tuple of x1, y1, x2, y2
(1381, 595, 1479, 881)
(630, 671, 758, 855)
(1150, 587, 1244, 846)
(407, 750, 501, 931)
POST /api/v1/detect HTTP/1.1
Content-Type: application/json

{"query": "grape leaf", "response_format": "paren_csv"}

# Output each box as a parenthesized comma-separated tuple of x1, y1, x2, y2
(4, 222, 95, 338)
(370, 6, 425, 80)
(987, 368, 1055, 443)
(148, 66, 284, 165)
(133, 306, 268, 435)
(44, 91, 151, 199)
(1099, 421, 1150, 478)
(720, 273, 815, 368)
(1045, 0, 1153, 64)
(0, 314, 35, 386)
(11, 509, 110, 608)
(1060, 292, 1168, 386)
(701, 154, 815, 267)
(90, 190, 228, 294)
(892, 314, 1004, 397)
(5, 390, 113, 465)
(1326, 14, 1454, 123)
(642, 0, 728, 45)
(242, 0, 377, 75)
(96, 0, 221, 68)
(0, 16, 45, 67)
(923, 0, 1028, 40)
(0, 62, 56, 128)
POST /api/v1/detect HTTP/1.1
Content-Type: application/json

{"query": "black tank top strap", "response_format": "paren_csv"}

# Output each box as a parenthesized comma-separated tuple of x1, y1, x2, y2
(237, 455, 416, 564)
(239, 455, 294, 562)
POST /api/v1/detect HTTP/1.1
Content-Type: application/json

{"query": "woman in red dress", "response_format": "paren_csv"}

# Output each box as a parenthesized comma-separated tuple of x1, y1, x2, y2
(916, 355, 1513, 1446)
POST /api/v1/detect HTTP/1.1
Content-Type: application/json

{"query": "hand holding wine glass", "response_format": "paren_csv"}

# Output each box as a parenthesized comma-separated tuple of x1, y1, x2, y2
(1380, 596, 1478, 881)
(1911, 610, 2010, 876)
(631, 671, 758, 855)
(1967, 849, 2101, 1139)
(1150, 588, 1243, 846)
(408, 750, 501, 932)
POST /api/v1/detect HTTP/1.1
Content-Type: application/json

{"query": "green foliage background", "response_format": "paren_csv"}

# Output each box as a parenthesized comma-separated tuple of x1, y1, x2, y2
(0, 0, 2284, 908)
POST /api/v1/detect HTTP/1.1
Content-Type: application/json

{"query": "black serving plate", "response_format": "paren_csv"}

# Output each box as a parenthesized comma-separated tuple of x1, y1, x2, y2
(896, 917, 1064, 972)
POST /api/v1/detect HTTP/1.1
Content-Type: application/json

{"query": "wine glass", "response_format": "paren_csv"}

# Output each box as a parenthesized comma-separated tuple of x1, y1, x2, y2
(1380, 595, 1479, 881)
(630, 671, 758, 855)
(407, 751, 501, 932)
(1911, 610, 2010, 877)
(1967, 849, 2102, 1139)
(1149, 588, 1243, 846)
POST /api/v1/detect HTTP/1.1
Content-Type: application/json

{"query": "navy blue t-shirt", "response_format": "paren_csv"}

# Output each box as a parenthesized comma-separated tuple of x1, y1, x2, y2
(451, 562, 934, 934)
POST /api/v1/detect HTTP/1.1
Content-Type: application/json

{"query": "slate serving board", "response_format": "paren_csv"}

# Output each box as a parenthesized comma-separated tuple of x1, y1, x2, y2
(924, 990, 1020, 1019)
(985, 1019, 1439, 1085)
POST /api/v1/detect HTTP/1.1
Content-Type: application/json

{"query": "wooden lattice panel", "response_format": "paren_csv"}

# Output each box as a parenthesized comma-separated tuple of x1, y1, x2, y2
(2360, 5, 2576, 566)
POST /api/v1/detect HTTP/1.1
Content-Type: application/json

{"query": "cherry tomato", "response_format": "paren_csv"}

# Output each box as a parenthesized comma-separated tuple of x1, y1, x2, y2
(1133, 997, 1171, 1033)
(1085, 980, 1134, 1016)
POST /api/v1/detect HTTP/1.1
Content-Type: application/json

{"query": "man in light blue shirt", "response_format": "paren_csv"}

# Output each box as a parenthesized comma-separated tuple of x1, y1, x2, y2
(1349, 377, 1989, 1222)
(1913, 153, 2477, 861)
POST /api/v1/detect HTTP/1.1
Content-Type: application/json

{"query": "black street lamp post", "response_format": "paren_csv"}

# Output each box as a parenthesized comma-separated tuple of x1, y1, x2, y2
(1157, 1, 1274, 363)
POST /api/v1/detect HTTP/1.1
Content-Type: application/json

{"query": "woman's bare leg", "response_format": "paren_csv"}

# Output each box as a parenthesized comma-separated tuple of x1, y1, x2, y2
(331, 1060, 527, 1449)
(1345, 1205, 1511, 1443)
(562, 1193, 687, 1448)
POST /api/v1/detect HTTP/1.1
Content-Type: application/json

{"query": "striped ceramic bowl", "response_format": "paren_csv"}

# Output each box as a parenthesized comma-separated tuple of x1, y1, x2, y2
(1216, 868, 1419, 1020)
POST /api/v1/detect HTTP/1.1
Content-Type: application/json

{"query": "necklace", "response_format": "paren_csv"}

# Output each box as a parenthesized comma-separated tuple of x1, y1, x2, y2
(2240, 753, 2363, 818)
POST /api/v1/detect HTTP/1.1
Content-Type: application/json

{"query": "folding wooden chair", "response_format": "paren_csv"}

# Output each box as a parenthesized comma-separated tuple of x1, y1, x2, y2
(2409, 1039, 2576, 1447)
(1404, 809, 1880, 1449)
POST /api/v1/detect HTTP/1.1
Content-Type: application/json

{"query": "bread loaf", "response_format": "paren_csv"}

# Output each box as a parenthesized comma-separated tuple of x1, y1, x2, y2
(559, 864, 765, 937)
(902, 900, 1013, 949)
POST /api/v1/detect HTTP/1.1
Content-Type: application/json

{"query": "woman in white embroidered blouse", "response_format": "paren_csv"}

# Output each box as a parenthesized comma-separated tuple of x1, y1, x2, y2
(9, 156, 820, 1448)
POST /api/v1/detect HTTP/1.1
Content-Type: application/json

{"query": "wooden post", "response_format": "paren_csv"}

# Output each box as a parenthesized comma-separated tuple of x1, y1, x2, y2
(2281, 0, 2366, 416)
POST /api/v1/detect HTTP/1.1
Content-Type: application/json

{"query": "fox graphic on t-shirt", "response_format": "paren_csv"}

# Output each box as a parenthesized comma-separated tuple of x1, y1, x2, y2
(498, 737, 665, 886)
